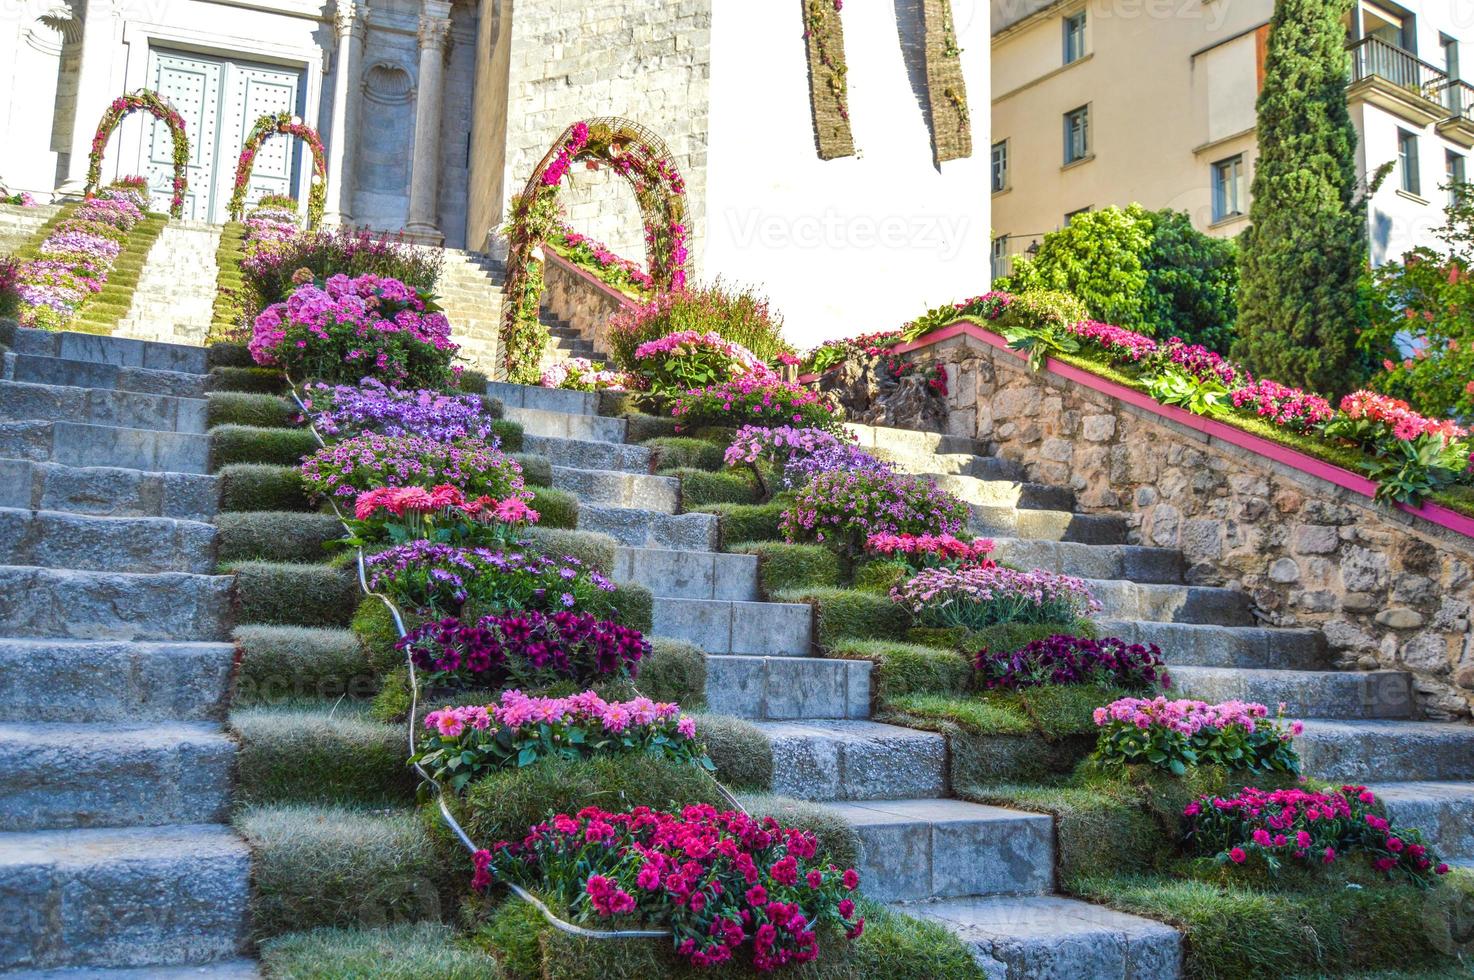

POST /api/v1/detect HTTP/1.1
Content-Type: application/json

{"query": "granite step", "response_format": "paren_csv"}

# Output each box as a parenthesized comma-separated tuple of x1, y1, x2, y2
(1366, 781, 1474, 863)
(1095, 619, 1329, 670)
(504, 405, 626, 442)
(613, 546, 759, 601)
(969, 504, 1130, 545)
(551, 465, 679, 512)
(703, 654, 869, 720)
(0, 639, 234, 723)
(0, 824, 250, 971)
(523, 433, 651, 473)
(844, 422, 979, 458)
(3, 353, 207, 399)
(0, 508, 216, 574)
(1170, 666, 1415, 720)
(883, 451, 1027, 481)
(0, 420, 210, 474)
(903, 895, 1181, 979)
(826, 799, 1054, 902)
(1085, 578, 1254, 626)
(0, 378, 208, 434)
(0, 722, 234, 831)
(0, 566, 233, 641)
(0, 459, 218, 521)
(991, 537, 1185, 585)
(3, 961, 263, 979)
(653, 596, 811, 656)
(1293, 719, 1474, 781)
(1, 324, 210, 375)
(929, 472, 1076, 512)
(579, 504, 719, 551)
(485, 382, 597, 416)
(758, 720, 947, 801)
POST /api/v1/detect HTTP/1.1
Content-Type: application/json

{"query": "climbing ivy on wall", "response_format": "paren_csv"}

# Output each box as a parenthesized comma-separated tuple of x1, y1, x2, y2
(800, 0, 854, 160)
(923, 0, 971, 164)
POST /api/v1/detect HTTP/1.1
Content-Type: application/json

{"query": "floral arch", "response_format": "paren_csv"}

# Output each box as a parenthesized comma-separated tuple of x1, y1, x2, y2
(84, 90, 190, 219)
(227, 111, 329, 228)
(500, 117, 690, 383)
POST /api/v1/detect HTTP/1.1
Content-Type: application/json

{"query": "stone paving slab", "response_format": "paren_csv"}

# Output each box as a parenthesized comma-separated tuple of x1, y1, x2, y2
(0, 459, 217, 521)
(0, 378, 208, 434)
(0, 566, 234, 641)
(0, 639, 234, 723)
(0, 507, 216, 574)
(652, 597, 811, 655)
(759, 720, 947, 801)
(578, 505, 719, 551)
(1369, 781, 1474, 864)
(1098, 619, 1329, 669)
(552, 465, 678, 512)
(1293, 718, 1474, 782)
(1172, 666, 1414, 720)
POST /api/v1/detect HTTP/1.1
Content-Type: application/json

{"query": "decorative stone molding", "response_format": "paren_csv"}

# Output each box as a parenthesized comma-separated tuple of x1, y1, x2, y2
(416, 11, 453, 57)
(334, 0, 367, 42)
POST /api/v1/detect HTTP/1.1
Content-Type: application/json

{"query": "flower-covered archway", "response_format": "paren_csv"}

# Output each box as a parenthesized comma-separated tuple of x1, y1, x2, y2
(500, 117, 690, 383)
(227, 111, 328, 228)
(84, 90, 189, 219)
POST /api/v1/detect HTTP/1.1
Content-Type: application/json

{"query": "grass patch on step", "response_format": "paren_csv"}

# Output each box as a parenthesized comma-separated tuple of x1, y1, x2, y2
(730, 541, 843, 596)
(529, 487, 577, 529)
(239, 805, 460, 942)
(209, 365, 287, 394)
(666, 467, 763, 508)
(642, 435, 726, 471)
(218, 463, 312, 512)
(609, 581, 653, 633)
(623, 412, 679, 443)
(824, 637, 972, 700)
(520, 526, 617, 574)
(210, 423, 318, 469)
(232, 701, 416, 805)
(229, 560, 358, 627)
(490, 418, 523, 452)
(234, 625, 374, 706)
(637, 637, 707, 707)
(207, 390, 297, 429)
(260, 922, 503, 979)
(694, 500, 789, 548)
(694, 713, 773, 790)
(510, 452, 551, 487)
(216, 511, 342, 563)
(774, 587, 908, 650)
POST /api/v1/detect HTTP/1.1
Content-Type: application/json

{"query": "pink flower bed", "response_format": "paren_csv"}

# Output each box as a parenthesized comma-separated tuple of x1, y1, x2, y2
(864, 531, 996, 569)
(1093, 696, 1302, 775)
(14, 185, 145, 329)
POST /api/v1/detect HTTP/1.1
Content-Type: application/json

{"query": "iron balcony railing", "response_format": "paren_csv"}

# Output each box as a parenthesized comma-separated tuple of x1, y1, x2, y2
(1348, 35, 1449, 104)
(1436, 78, 1474, 122)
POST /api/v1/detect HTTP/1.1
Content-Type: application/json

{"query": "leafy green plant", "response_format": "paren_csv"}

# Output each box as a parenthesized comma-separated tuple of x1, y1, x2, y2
(1146, 365, 1231, 417)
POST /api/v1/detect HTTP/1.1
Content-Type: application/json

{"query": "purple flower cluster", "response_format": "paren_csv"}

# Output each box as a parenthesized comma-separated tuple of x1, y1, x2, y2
(781, 469, 967, 552)
(304, 378, 496, 442)
(15, 187, 144, 329)
(399, 610, 650, 688)
(300, 431, 522, 501)
(782, 442, 896, 490)
(365, 541, 615, 617)
(975, 634, 1169, 692)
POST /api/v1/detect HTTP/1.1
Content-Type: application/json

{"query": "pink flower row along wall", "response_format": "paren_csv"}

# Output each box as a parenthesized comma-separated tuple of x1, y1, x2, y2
(900, 327, 1474, 720)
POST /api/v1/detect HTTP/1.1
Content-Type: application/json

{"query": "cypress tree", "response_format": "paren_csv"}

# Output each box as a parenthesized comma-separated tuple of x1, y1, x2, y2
(1232, 0, 1368, 397)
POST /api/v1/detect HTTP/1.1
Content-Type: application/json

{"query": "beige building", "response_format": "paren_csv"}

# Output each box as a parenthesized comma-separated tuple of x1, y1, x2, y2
(989, 0, 1474, 277)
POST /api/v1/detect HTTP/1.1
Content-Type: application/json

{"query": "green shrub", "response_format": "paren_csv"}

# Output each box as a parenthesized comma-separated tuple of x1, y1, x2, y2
(229, 561, 358, 627)
(643, 436, 726, 471)
(261, 922, 503, 979)
(207, 341, 254, 368)
(232, 703, 416, 805)
(216, 511, 342, 563)
(238, 805, 457, 941)
(693, 713, 772, 790)
(610, 582, 653, 633)
(458, 368, 490, 395)
(826, 638, 971, 701)
(624, 412, 679, 443)
(521, 527, 617, 574)
(206, 391, 297, 430)
(529, 487, 577, 529)
(210, 423, 318, 470)
(234, 625, 373, 705)
(695, 500, 788, 548)
(994, 289, 1090, 337)
(777, 587, 909, 650)
(510, 452, 551, 487)
(209, 365, 287, 394)
(217, 463, 311, 512)
(490, 418, 523, 452)
(351, 597, 409, 673)
(637, 637, 707, 707)
(669, 468, 761, 507)
(731, 541, 842, 596)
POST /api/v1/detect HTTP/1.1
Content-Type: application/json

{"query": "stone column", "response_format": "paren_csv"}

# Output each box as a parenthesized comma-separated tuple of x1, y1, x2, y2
(404, 0, 452, 244)
(324, 0, 366, 225)
(56, 0, 118, 198)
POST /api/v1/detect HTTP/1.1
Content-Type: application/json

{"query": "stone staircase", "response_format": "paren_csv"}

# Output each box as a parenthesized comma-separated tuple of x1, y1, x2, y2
(113, 221, 222, 347)
(0, 203, 58, 256)
(0, 324, 255, 975)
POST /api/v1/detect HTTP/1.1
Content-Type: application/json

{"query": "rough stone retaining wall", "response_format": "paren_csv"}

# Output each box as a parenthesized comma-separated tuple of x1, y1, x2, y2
(907, 331, 1474, 720)
(541, 250, 636, 357)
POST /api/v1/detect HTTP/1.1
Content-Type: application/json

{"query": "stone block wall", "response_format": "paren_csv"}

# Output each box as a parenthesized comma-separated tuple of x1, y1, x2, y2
(542, 250, 634, 356)
(911, 333, 1474, 720)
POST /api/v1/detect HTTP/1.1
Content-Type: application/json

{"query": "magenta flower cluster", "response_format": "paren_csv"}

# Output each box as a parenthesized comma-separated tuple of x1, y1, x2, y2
(1067, 320, 1159, 363)
(891, 565, 1100, 630)
(1092, 696, 1303, 775)
(672, 377, 842, 434)
(974, 634, 1169, 692)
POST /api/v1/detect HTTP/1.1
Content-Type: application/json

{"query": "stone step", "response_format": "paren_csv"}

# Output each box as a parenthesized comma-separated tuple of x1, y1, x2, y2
(0, 566, 233, 641)
(0, 824, 250, 972)
(613, 546, 759, 601)
(0, 379, 208, 434)
(1096, 619, 1329, 670)
(991, 537, 1184, 585)
(0, 639, 233, 723)
(0, 722, 233, 831)
(4, 961, 262, 979)
(704, 654, 869, 720)
(505, 407, 626, 444)
(551, 465, 678, 512)
(1366, 781, 1474, 863)
(903, 895, 1181, 979)
(827, 799, 1054, 902)
(884, 450, 1027, 482)
(758, 720, 947, 801)
(0, 459, 218, 522)
(523, 433, 651, 473)
(579, 504, 719, 551)
(486, 382, 596, 415)
(2, 325, 210, 375)
(1085, 578, 1253, 626)
(0, 420, 210, 474)
(1170, 666, 1415, 720)
(0, 508, 215, 574)
(1293, 719, 1474, 781)
(3, 353, 207, 398)
(929, 472, 1076, 512)
(654, 597, 811, 656)
(845, 422, 979, 457)
(969, 504, 1129, 545)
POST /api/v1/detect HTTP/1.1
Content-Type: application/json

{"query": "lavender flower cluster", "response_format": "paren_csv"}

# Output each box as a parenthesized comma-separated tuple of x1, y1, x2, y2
(365, 541, 616, 618)
(14, 183, 146, 329)
(304, 378, 497, 442)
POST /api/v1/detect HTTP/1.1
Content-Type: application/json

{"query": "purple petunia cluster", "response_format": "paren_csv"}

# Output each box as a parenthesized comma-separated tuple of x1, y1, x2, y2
(399, 609, 649, 688)
(304, 378, 497, 442)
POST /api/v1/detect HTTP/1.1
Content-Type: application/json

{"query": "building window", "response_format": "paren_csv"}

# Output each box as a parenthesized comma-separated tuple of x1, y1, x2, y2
(1063, 12, 1087, 64)
(1448, 151, 1466, 206)
(991, 235, 1009, 279)
(991, 140, 1009, 193)
(1211, 155, 1245, 221)
(1064, 206, 1091, 226)
(1063, 105, 1090, 164)
(1398, 129, 1420, 196)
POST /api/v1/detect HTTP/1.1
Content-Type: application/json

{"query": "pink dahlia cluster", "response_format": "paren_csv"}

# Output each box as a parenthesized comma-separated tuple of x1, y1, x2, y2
(476, 804, 863, 970)
(353, 483, 537, 525)
(1184, 784, 1450, 882)
(1340, 389, 1469, 445)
